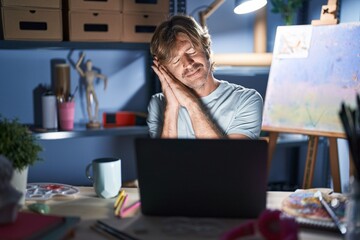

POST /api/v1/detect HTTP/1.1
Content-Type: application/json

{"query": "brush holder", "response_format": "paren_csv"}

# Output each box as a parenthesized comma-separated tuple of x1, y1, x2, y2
(345, 177, 360, 240)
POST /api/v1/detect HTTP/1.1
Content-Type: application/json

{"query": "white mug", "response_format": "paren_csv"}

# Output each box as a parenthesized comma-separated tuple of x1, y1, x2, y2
(85, 158, 121, 199)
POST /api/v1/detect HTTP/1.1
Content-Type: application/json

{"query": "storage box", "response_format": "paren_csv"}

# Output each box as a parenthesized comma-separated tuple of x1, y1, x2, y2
(103, 112, 136, 128)
(2, 7, 62, 41)
(69, 11, 122, 41)
(123, 12, 166, 43)
(68, 0, 122, 11)
(123, 0, 169, 13)
(1, 0, 61, 9)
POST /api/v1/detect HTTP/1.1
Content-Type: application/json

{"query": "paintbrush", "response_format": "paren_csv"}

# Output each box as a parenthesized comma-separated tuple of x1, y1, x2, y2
(340, 100, 360, 180)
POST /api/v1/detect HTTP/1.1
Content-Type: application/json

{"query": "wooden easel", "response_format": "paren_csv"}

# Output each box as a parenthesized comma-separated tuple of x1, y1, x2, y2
(265, 128, 349, 193)
(311, 0, 339, 26)
(263, 0, 346, 192)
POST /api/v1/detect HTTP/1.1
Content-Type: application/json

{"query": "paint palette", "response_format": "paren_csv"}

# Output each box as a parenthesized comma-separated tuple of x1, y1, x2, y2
(26, 183, 79, 200)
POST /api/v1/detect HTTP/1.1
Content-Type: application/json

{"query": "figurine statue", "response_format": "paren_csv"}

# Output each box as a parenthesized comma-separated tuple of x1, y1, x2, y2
(76, 53, 108, 129)
(0, 155, 22, 224)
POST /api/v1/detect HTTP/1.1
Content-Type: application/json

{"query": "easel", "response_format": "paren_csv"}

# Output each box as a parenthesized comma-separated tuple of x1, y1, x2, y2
(263, 0, 347, 192)
(264, 127, 349, 193)
(311, 0, 339, 26)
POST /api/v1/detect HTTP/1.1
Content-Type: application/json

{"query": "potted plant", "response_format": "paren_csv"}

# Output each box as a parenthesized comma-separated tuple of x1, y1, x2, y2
(0, 115, 43, 205)
(270, 0, 304, 25)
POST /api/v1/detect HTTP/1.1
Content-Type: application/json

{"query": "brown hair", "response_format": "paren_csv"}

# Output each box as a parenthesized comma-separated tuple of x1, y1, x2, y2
(150, 15, 213, 69)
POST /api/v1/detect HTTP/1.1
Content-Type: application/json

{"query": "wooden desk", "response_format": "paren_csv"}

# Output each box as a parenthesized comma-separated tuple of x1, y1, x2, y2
(25, 187, 342, 240)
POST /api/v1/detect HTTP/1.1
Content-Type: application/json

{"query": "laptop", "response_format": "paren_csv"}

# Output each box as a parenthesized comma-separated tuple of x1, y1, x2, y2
(135, 138, 268, 218)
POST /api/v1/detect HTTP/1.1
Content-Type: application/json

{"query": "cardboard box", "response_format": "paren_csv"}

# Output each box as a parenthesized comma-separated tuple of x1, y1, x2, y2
(68, 0, 122, 11)
(1, 0, 61, 9)
(123, 12, 166, 43)
(123, 0, 169, 13)
(69, 11, 122, 41)
(2, 7, 62, 41)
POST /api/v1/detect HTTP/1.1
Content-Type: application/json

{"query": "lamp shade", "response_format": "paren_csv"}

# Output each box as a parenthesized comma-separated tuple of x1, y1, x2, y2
(234, 0, 267, 14)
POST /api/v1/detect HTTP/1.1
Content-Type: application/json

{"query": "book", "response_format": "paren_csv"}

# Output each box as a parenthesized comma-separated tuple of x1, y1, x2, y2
(0, 212, 80, 240)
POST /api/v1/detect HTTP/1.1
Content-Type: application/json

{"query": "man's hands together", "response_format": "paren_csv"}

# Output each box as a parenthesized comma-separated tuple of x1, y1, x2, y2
(151, 59, 197, 109)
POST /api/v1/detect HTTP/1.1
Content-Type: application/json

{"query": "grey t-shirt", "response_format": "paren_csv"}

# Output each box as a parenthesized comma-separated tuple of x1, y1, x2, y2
(147, 80, 263, 139)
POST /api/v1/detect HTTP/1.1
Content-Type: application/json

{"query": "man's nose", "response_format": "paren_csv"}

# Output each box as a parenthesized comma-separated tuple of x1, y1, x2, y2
(182, 54, 194, 68)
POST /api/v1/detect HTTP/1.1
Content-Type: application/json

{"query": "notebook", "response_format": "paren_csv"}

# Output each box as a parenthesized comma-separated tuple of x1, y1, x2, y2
(135, 138, 268, 218)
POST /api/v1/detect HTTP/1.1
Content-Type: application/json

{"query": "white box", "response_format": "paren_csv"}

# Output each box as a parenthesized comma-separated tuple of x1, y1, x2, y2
(123, 0, 169, 13)
(1, 0, 61, 9)
(123, 12, 167, 43)
(2, 7, 62, 41)
(68, 0, 122, 11)
(124, 0, 169, 13)
(69, 11, 122, 41)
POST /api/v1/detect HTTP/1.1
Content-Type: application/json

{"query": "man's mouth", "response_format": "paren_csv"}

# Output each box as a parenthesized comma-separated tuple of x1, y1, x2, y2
(185, 68, 200, 78)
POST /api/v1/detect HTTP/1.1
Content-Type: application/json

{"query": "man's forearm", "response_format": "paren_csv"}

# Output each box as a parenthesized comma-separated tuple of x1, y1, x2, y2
(161, 106, 179, 138)
(186, 102, 224, 139)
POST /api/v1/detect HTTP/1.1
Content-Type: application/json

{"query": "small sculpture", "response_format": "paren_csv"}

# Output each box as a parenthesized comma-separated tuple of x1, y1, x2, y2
(0, 155, 22, 224)
(76, 53, 108, 128)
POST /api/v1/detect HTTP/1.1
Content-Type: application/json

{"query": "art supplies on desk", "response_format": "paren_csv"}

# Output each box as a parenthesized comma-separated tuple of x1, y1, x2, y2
(114, 189, 141, 218)
(281, 188, 347, 232)
(339, 95, 360, 180)
(26, 183, 79, 201)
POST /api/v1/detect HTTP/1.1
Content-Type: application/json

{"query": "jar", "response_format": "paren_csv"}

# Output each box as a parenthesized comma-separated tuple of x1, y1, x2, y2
(345, 177, 360, 240)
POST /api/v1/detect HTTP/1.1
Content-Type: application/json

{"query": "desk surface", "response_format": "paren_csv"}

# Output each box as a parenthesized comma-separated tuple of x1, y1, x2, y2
(25, 187, 342, 240)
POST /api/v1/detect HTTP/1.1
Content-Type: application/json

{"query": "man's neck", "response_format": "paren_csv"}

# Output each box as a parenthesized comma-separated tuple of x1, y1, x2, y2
(194, 75, 220, 98)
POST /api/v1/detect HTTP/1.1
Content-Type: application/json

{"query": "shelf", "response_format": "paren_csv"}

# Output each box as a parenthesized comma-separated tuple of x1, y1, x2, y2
(214, 66, 270, 76)
(32, 125, 149, 140)
(0, 40, 150, 50)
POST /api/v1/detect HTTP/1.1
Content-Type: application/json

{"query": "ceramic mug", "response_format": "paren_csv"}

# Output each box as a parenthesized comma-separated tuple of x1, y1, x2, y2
(85, 158, 121, 199)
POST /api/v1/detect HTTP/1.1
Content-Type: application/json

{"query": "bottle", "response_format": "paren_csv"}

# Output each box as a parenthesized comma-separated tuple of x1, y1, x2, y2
(41, 91, 58, 130)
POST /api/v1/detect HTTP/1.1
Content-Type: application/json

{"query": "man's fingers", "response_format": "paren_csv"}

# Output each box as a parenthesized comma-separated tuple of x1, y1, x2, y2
(152, 65, 168, 86)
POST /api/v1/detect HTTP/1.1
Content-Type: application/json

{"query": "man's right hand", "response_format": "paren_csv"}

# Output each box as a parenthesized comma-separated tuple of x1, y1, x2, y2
(152, 60, 180, 109)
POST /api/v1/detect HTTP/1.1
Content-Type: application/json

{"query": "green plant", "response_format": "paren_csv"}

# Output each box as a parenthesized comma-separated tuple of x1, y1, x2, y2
(270, 0, 304, 25)
(0, 116, 42, 171)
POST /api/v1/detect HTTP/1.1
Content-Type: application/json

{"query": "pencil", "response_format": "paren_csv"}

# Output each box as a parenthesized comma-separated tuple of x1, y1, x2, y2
(91, 224, 120, 240)
(114, 193, 127, 216)
(120, 199, 141, 218)
(114, 190, 125, 208)
(96, 220, 139, 240)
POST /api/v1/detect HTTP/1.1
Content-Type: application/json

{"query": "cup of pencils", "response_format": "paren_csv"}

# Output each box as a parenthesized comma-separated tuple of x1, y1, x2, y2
(58, 86, 78, 131)
(339, 94, 360, 240)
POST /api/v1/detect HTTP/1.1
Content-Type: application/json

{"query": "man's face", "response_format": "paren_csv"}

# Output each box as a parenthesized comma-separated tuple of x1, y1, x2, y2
(163, 34, 211, 90)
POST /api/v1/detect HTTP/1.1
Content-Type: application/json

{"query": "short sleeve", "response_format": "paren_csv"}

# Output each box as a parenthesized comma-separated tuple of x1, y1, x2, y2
(227, 89, 263, 139)
(146, 93, 165, 138)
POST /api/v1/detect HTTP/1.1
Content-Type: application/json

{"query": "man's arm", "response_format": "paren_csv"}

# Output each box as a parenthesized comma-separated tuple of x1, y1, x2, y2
(156, 65, 224, 139)
(184, 100, 224, 138)
(161, 104, 179, 138)
(152, 61, 180, 138)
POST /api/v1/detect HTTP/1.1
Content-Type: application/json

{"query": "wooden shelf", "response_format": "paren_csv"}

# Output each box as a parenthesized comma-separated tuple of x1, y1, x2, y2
(0, 40, 150, 50)
(32, 125, 149, 140)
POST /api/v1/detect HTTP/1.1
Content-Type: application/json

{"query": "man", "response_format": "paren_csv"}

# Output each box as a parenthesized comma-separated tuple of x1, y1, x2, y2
(147, 15, 263, 139)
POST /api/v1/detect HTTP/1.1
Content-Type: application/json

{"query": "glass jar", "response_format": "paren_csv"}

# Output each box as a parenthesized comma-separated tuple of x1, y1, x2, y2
(345, 177, 360, 240)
